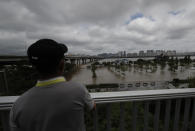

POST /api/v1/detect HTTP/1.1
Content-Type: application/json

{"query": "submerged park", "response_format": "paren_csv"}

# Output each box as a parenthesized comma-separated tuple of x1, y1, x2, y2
(0, 55, 195, 95)
(0, 55, 195, 131)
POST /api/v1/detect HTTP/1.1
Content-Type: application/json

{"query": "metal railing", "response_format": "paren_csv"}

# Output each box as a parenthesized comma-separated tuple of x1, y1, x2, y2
(0, 88, 195, 131)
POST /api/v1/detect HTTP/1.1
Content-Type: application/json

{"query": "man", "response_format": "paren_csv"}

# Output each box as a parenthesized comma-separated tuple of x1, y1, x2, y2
(10, 39, 95, 131)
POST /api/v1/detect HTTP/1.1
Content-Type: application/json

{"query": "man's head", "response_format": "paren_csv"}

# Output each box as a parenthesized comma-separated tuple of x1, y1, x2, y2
(27, 39, 68, 76)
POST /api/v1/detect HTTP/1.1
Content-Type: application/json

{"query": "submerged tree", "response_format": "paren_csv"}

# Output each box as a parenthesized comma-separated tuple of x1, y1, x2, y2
(167, 57, 179, 72)
(179, 55, 192, 65)
(91, 64, 97, 78)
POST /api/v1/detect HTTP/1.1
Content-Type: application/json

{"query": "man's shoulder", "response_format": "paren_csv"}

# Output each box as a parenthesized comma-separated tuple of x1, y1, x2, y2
(13, 87, 35, 106)
(62, 81, 87, 92)
(64, 81, 85, 88)
(14, 81, 87, 105)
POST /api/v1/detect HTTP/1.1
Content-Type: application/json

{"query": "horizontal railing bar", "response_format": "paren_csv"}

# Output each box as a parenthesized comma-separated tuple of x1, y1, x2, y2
(0, 107, 13, 111)
(94, 92, 195, 100)
(0, 89, 195, 109)
(0, 96, 19, 104)
(94, 94, 195, 104)
(0, 104, 13, 107)
(91, 88, 195, 103)
(91, 89, 195, 99)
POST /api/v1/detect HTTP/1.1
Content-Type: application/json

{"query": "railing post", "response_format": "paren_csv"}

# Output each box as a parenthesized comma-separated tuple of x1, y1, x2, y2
(106, 104, 111, 131)
(143, 101, 150, 131)
(190, 98, 195, 131)
(182, 98, 191, 131)
(154, 101, 160, 131)
(132, 102, 137, 131)
(173, 99, 181, 131)
(120, 103, 125, 131)
(93, 105, 98, 131)
(0, 110, 10, 131)
(163, 100, 171, 131)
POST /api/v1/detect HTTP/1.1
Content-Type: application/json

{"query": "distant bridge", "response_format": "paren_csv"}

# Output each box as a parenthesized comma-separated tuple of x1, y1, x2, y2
(0, 56, 103, 65)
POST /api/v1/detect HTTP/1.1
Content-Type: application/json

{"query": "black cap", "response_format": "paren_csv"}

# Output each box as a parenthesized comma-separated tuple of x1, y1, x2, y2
(27, 39, 68, 67)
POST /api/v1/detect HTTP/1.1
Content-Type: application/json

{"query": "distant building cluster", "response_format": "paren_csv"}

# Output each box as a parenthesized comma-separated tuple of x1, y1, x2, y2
(97, 50, 178, 58)
(66, 50, 195, 58)
(137, 50, 176, 57)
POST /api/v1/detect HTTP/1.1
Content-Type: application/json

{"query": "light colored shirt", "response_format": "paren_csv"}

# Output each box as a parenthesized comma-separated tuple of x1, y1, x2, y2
(10, 76, 94, 131)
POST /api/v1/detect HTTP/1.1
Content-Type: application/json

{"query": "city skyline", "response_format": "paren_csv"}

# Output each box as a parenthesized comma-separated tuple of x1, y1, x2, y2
(67, 50, 195, 57)
(0, 0, 195, 55)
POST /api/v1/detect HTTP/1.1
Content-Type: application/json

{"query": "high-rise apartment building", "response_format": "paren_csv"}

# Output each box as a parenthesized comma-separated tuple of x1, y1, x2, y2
(139, 51, 145, 57)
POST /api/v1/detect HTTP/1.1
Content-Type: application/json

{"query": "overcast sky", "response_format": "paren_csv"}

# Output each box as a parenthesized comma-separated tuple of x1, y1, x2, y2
(0, 0, 195, 55)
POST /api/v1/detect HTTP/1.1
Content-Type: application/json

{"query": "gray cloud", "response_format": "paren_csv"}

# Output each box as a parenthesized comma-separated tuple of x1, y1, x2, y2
(0, 0, 195, 55)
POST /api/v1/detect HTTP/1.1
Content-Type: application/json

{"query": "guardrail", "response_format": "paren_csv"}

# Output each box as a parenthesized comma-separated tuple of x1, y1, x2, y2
(0, 88, 195, 131)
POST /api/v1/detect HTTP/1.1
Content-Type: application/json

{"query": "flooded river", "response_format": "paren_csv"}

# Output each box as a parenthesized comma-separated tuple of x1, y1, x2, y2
(66, 57, 195, 85)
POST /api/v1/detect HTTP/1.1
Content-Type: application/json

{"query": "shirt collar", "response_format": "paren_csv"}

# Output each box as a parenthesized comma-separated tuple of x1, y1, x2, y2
(36, 76, 66, 87)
